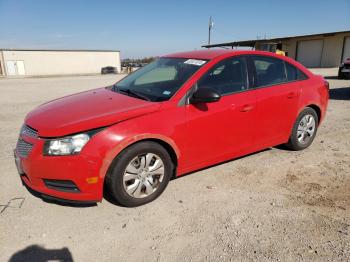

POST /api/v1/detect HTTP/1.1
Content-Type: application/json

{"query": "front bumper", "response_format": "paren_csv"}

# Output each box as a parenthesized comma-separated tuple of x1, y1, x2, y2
(14, 134, 104, 202)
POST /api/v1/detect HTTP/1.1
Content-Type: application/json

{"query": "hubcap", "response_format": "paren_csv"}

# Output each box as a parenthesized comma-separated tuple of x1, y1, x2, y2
(297, 114, 316, 145)
(123, 153, 165, 198)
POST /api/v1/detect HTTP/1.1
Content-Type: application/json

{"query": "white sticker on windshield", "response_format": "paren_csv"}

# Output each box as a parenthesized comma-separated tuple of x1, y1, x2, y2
(163, 90, 171, 95)
(184, 59, 206, 66)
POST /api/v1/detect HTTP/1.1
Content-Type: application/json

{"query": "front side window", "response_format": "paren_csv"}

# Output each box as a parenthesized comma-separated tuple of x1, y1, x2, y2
(253, 56, 287, 87)
(197, 57, 248, 95)
(112, 58, 207, 102)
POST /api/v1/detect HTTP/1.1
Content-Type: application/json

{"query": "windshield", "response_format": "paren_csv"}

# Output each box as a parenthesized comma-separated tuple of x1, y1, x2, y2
(111, 57, 207, 102)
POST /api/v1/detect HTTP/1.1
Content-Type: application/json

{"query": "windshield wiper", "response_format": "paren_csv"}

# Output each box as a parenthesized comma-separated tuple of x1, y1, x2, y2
(116, 87, 151, 101)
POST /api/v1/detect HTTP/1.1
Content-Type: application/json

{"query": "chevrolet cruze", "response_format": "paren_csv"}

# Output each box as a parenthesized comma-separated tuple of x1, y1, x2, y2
(14, 50, 329, 207)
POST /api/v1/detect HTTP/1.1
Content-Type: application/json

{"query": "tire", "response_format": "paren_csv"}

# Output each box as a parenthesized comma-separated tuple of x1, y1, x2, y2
(106, 141, 174, 207)
(286, 107, 319, 151)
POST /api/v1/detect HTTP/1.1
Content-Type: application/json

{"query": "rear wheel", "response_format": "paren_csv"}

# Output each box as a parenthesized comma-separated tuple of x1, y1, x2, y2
(106, 141, 173, 207)
(286, 107, 318, 151)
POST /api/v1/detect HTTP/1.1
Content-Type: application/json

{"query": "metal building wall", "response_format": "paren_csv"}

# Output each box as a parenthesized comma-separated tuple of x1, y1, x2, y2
(284, 32, 350, 67)
(254, 32, 350, 68)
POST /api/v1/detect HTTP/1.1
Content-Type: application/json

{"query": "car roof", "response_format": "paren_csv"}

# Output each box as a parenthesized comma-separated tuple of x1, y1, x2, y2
(162, 49, 311, 76)
(163, 49, 234, 60)
(162, 49, 287, 60)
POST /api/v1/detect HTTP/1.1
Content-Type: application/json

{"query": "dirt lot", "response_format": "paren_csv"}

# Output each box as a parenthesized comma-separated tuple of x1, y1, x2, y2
(1, 71, 349, 261)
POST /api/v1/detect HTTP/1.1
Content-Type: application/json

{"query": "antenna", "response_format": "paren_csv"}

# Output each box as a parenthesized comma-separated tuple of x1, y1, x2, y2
(208, 16, 214, 45)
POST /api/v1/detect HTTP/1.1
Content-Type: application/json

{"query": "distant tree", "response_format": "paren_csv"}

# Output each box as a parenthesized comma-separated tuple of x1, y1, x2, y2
(122, 56, 158, 66)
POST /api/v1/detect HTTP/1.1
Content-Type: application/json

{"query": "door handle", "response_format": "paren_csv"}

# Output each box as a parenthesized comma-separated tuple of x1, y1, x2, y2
(239, 104, 254, 112)
(287, 92, 297, 99)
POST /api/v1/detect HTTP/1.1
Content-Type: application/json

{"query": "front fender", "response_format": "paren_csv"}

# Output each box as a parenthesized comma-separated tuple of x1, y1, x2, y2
(98, 132, 180, 181)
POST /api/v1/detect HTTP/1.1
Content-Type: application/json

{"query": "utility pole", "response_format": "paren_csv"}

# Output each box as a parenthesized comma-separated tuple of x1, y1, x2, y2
(208, 16, 214, 45)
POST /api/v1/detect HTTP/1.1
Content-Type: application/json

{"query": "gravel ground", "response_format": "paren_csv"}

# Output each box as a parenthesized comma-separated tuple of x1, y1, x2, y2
(0, 70, 349, 262)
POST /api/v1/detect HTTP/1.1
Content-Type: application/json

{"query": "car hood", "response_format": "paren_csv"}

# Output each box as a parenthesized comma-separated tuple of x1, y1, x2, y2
(25, 87, 161, 137)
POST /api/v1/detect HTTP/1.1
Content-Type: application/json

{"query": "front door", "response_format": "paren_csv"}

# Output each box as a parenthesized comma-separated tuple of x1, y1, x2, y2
(184, 56, 257, 169)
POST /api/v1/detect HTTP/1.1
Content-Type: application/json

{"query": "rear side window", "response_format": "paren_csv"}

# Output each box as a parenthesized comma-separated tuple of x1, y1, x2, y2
(285, 62, 308, 81)
(297, 69, 308, 80)
(198, 57, 248, 95)
(253, 56, 287, 87)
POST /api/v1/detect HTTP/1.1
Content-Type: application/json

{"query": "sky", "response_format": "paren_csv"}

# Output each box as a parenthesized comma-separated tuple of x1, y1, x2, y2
(0, 0, 349, 59)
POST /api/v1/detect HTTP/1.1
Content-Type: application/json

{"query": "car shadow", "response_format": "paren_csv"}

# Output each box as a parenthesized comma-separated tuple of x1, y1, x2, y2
(9, 245, 73, 262)
(103, 148, 273, 207)
(103, 188, 124, 207)
(192, 103, 208, 111)
(171, 148, 272, 181)
(22, 145, 306, 208)
(23, 183, 97, 208)
(324, 76, 339, 80)
(329, 86, 350, 100)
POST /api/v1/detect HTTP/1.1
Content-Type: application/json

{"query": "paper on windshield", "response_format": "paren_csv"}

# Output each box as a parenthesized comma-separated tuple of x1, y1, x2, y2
(184, 59, 206, 66)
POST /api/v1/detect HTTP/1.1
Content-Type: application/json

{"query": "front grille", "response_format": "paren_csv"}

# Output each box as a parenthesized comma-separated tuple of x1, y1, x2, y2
(43, 179, 80, 193)
(16, 138, 33, 157)
(21, 125, 38, 138)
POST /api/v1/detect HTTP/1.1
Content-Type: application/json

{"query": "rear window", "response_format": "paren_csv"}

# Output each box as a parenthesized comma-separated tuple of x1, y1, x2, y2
(285, 62, 308, 81)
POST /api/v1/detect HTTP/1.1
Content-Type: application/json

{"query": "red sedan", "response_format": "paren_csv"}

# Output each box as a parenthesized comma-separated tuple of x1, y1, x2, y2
(14, 50, 329, 206)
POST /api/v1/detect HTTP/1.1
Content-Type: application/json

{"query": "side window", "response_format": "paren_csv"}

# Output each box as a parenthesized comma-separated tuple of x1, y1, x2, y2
(297, 69, 308, 80)
(253, 56, 287, 87)
(285, 62, 308, 81)
(197, 57, 248, 95)
(285, 62, 298, 81)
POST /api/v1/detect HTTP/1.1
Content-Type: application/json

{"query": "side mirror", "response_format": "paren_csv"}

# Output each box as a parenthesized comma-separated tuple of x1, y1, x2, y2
(190, 87, 221, 104)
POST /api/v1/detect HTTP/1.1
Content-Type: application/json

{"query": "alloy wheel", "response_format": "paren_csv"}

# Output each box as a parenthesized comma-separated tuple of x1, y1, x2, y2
(123, 153, 165, 198)
(297, 114, 316, 145)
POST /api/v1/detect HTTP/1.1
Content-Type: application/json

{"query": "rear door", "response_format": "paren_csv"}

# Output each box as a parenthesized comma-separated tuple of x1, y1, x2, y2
(249, 55, 302, 147)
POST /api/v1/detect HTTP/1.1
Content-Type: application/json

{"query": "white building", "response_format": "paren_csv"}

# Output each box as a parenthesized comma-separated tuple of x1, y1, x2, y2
(0, 49, 121, 76)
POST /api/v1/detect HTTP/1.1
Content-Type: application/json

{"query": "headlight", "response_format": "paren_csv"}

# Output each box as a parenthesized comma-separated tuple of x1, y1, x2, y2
(43, 133, 90, 156)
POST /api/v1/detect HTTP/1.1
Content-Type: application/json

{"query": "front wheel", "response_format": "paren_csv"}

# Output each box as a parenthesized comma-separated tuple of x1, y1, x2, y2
(286, 107, 319, 151)
(106, 141, 174, 207)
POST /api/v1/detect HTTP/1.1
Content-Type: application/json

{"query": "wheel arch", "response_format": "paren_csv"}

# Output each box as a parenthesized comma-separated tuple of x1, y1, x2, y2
(305, 104, 321, 125)
(100, 134, 180, 183)
(145, 138, 178, 170)
(287, 104, 322, 141)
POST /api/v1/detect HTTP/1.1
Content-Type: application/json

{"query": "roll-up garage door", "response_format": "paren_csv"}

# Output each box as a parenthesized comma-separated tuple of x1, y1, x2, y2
(342, 37, 350, 62)
(297, 40, 323, 68)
